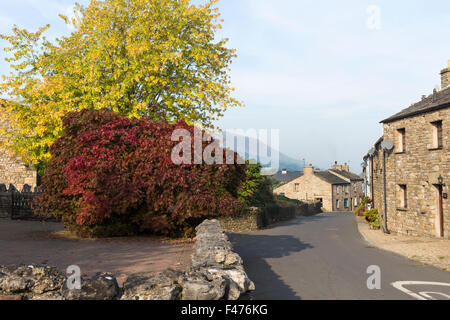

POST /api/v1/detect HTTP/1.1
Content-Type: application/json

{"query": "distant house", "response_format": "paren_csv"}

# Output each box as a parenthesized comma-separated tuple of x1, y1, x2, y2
(363, 62, 449, 238)
(0, 103, 37, 191)
(273, 163, 364, 212)
(271, 169, 303, 183)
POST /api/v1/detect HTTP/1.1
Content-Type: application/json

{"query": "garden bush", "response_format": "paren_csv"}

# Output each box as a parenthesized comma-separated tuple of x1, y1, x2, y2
(238, 162, 275, 207)
(32, 109, 246, 237)
(354, 196, 372, 216)
(362, 208, 380, 230)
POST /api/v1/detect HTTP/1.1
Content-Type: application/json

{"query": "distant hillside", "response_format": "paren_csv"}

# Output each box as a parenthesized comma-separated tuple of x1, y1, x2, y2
(220, 132, 303, 172)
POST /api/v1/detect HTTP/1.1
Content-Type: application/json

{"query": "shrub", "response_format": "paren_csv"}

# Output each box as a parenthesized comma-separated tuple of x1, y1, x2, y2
(354, 196, 372, 216)
(362, 208, 380, 229)
(32, 109, 246, 237)
(275, 194, 302, 207)
(238, 162, 275, 206)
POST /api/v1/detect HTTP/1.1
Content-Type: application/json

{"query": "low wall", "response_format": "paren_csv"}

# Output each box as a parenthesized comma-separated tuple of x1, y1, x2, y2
(0, 220, 254, 300)
(219, 202, 322, 232)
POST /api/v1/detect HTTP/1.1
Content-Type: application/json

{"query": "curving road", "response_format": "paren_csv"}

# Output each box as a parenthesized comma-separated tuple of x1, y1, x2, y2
(228, 212, 450, 300)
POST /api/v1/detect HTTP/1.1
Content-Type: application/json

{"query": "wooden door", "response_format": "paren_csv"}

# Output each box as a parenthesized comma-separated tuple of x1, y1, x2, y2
(438, 185, 444, 237)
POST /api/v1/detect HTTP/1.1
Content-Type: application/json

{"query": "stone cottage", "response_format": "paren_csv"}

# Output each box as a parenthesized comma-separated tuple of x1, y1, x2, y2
(273, 163, 364, 212)
(0, 105, 38, 191)
(363, 62, 449, 238)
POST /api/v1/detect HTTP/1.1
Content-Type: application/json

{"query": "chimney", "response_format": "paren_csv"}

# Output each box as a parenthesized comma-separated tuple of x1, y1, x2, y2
(332, 161, 343, 171)
(304, 164, 314, 175)
(343, 163, 349, 172)
(440, 60, 450, 89)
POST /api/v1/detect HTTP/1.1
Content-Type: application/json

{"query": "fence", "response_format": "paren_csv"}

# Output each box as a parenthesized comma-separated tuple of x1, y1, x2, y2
(0, 184, 41, 220)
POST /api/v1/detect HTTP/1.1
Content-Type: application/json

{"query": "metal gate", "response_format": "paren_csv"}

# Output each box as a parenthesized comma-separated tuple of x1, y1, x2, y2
(0, 187, 40, 220)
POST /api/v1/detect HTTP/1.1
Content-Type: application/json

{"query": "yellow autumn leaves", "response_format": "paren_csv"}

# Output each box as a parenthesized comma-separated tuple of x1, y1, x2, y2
(0, 0, 241, 169)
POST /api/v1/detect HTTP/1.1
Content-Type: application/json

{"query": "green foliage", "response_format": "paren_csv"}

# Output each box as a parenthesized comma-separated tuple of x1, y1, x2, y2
(238, 162, 275, 207)
(274, 194, 302, 207)
(362, 208, 380, 229)
(0, 0, 241, 168)
(354, 196, 372, 216)
(267, 176, 286, 190)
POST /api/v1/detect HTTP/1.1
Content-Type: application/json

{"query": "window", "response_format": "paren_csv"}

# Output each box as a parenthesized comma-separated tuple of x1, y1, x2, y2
(344, 185, 349, 194)
(344, 199, 348, 208)
(336, 186, 340, 194)
(431, 120, 443, 149)
(396, 128, 406, 152)
(336, 200, 340, 209)
(398, 185, 407, 209)
(354, 198, 358, 206)
(294, 183, 300, 192)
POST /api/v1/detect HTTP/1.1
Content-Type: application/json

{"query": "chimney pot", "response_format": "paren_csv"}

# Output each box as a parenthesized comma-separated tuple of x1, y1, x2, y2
(333, 162, 343, 171)
(440, 60, 450, 89)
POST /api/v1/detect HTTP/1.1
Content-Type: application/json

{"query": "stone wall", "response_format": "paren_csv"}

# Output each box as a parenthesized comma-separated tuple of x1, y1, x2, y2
(0, 149, 37, 191)
(219, 202, 323, 232)
(0, 119, 38, 190)
(372, 107, 449, 238)
(0, 220, 255, 300)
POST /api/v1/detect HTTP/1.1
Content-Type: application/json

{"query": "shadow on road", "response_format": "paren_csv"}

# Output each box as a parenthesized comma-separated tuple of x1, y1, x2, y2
(228, 232, 313, 300)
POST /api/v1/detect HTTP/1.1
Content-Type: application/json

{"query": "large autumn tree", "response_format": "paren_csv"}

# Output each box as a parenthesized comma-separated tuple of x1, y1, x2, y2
(0, 0, 241, 169)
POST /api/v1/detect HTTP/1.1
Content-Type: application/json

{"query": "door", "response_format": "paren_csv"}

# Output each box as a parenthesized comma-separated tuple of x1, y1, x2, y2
(438, 185, 444, 237)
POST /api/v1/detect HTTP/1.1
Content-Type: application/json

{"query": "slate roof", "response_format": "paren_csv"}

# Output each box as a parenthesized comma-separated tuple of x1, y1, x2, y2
(315, 171, 349, 185)
(381, 87, 450, 123)
(328, 169, 364, 181)
(271, 171, 303, 183)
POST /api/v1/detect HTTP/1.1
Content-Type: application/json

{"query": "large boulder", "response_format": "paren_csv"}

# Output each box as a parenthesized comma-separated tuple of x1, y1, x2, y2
(63, 272, 119, 300)
(203, 266, 255, 293)
(12, 265, 65, 294)
(0, 265, 65, 298)
(179, 271, 226, 300)
(0, 273, 33, 294)
(121, 270, 182, 300)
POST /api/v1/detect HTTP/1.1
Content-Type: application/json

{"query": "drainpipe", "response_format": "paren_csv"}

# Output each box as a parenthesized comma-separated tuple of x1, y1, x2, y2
(383, 150, 390, 234)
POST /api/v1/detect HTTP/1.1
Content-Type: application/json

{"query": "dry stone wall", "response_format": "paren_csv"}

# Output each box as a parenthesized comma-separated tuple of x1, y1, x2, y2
(219, 203, 322, 232)
(0, 219, 254, 300)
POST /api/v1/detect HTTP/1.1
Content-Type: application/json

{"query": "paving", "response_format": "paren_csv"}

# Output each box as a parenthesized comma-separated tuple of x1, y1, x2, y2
(229, 212, 450, 300)
(356, 216, 449, 271)
(0, 219, 193, 285)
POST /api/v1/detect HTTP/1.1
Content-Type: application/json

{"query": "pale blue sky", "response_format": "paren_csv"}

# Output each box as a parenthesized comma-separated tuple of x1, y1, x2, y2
(1, 0, 450, 172)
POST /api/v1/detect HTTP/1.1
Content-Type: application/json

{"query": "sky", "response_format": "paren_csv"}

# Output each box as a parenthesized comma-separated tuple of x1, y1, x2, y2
(1, 0, 450, 172)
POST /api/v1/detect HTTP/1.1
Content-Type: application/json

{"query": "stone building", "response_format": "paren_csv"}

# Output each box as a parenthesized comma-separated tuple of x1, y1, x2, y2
(273, 163, 364, 212)
(329, 162, 365, 210)
(0, 105, 38, 191)
(363, 62, 449, 238)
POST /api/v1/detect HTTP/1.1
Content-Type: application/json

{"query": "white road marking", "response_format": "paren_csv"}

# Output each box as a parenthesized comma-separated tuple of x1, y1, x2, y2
(419, 291, 450, 300)
(391, 281, 450, 300)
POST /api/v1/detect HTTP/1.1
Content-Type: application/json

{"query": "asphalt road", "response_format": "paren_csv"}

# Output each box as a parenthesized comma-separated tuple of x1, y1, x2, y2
(228, 212, 450, 300)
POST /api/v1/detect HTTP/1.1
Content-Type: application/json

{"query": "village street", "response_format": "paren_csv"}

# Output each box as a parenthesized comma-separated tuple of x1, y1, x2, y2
(229, 212, 450, 300)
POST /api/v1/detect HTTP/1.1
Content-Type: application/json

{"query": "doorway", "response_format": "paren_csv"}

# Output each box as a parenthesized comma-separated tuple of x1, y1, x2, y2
(435, 184, 444, 237)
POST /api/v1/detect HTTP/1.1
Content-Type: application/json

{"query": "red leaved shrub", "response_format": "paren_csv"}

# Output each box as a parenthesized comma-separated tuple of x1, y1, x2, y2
(33, 109, 246, 237)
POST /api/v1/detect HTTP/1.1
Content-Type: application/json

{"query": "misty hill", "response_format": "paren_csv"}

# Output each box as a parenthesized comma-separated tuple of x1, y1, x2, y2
(219, 132, 304, 172)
